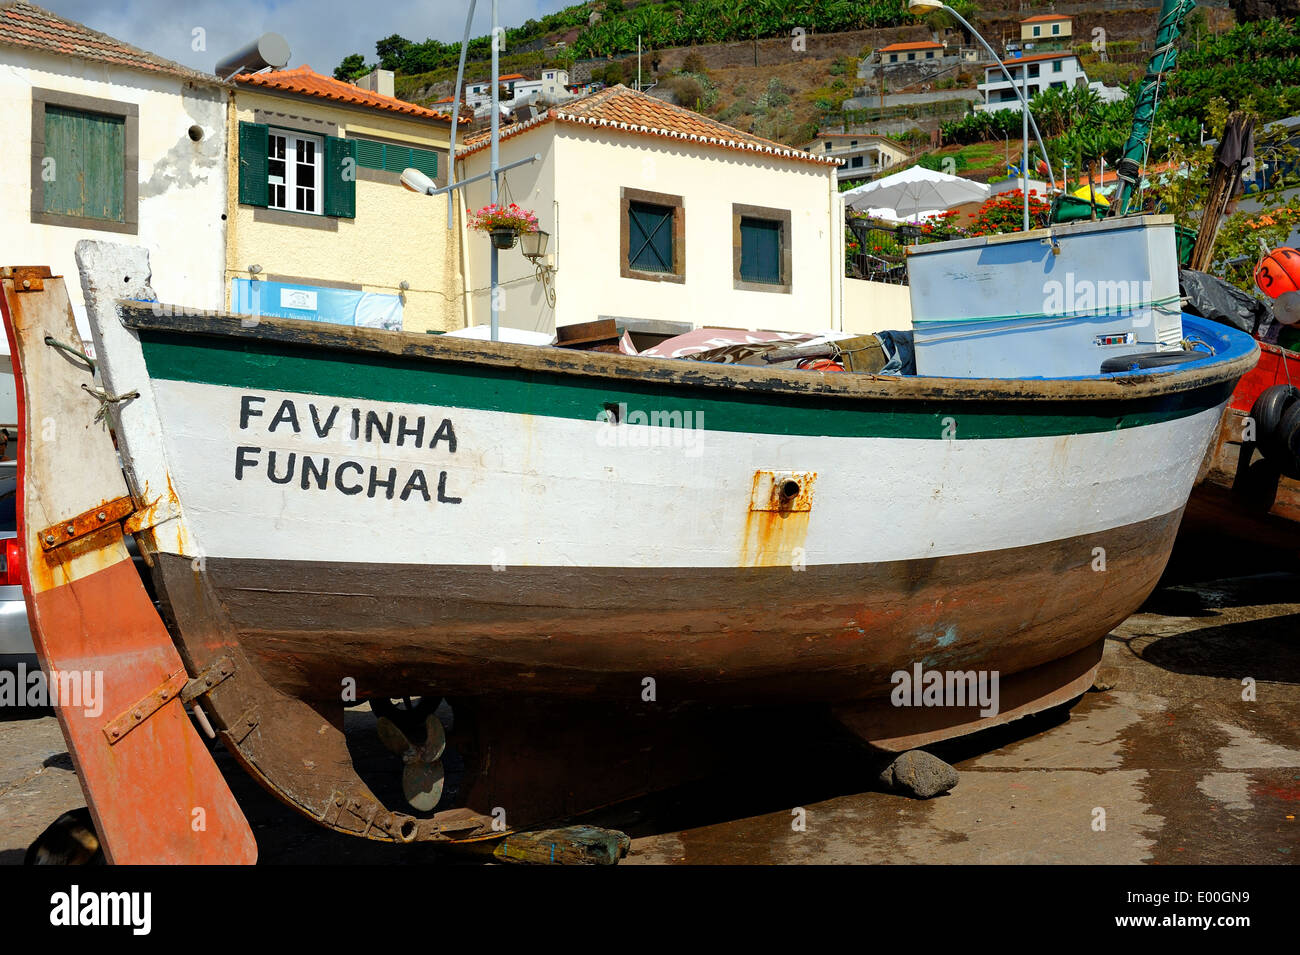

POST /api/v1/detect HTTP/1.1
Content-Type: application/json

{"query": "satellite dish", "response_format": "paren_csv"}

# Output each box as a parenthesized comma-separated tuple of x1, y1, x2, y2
(215, 33, 291, 80)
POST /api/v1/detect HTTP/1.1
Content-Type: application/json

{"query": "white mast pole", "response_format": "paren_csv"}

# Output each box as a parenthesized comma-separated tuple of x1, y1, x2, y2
(489, 0, 501, 342)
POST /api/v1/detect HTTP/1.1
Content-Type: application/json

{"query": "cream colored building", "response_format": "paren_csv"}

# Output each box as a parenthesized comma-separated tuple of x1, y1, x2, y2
(1020, 14, 1072, 47)
(804, 133, 912, 183)
(226, 65, 469, 333)
(455, 85, 853, 338)
(0, 1, 228, 346)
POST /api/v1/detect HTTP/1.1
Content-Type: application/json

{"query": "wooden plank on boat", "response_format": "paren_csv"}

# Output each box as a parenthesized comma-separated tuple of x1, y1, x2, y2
(1, 268, 257, 864)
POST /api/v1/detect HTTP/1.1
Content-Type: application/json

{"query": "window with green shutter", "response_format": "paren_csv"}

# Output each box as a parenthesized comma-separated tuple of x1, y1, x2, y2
(238, 121, 355, 219)
(43, 105, 125, 222)
(352, 137, 439, 178)
(732, 204, 790, 293)
(739, 218, 783, 285)
(628, 202, 675, 274)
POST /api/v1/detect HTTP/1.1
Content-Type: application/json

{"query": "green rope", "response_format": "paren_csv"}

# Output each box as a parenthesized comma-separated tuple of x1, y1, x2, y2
(43, 335, 95, 373)
(912, 294, 1184, 327)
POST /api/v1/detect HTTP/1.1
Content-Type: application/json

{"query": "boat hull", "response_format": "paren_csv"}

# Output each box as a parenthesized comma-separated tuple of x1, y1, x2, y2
(150, 508, 1181, 706)
(111, 309, 1240, 711)
(26, 239, 1252, 842)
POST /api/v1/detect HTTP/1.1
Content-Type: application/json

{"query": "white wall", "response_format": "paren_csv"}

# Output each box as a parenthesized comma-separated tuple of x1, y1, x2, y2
(844, 278, 912, 334)
(459, 124, 843, 337)
(458, 127, 559, 334)
(0, 48, 227, 347)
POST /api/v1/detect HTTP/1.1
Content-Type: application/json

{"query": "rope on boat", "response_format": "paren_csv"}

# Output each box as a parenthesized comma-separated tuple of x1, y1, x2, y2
(1181, 336, 1216, 356)
(80, 383, 139, 426)
(43, 335, 95, 374)
(913, 296, 1185, 347)
(912, 294, 1184, 329)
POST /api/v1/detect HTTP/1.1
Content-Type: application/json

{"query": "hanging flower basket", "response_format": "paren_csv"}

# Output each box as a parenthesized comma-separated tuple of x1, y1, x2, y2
(469, 203, 538, 251)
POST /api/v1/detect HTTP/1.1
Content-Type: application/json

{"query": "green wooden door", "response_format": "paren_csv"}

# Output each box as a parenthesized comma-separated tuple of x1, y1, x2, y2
(43, 105, 125, 222)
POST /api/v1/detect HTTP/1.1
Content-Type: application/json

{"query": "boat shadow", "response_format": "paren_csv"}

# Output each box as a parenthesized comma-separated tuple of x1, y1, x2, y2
(575, 698, 1078, 841)
(1122, 611, 1300, 685)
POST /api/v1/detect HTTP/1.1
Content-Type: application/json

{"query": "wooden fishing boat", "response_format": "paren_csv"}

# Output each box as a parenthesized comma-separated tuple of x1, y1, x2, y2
(1186, 341, 1300, 552)
(1, 240, 1258, 862)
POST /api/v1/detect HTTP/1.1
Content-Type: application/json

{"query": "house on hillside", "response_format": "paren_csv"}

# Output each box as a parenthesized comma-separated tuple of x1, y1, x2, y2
(879, 40, 944, 65)
(976, 52, 1126, 112)
(466, 70, 571, 111)
(1020, 14, 1073, 51)
(803, 134, 911, 184)
(454, 84, 851, 337)
(0, 0, 228, 338)
(226, 64, 471, 333)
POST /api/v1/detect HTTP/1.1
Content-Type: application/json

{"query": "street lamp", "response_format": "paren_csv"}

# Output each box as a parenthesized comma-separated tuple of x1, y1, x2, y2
(908, 0, 1055, 231)
(400, 168, 437, 196)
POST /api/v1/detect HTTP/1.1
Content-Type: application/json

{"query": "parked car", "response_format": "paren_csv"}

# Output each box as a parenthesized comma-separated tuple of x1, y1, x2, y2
(0, 459, 35, 667)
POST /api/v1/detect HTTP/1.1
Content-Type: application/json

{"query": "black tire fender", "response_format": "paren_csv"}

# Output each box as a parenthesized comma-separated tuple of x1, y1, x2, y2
(1100, 350, 1205, 374)
(1251, 384, 1300, 466)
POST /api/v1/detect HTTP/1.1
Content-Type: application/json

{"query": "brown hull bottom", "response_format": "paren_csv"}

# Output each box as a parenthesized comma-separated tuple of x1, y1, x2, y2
(153, 509, 1180, 707)
(142, 511, 1178, 838)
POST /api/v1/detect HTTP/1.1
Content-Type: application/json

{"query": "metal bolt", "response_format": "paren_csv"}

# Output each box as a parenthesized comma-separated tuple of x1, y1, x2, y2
(132, 710, 142, 721)
(21, 279, 30, 289)
(43, 534, 55, 544)
(96, 512, 107, 521)
(64, 524, 74, 535)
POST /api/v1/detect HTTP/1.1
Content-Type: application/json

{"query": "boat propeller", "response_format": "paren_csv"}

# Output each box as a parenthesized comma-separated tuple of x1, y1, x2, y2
(374, 702, 447, 812)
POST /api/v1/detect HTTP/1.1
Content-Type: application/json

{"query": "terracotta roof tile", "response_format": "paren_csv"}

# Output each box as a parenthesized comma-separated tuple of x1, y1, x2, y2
(0, 1, 218, 83)
(878, 41, 944, 52)
(1021, 13, 1072, 22)
(459, 85, 837, 167)
(235, 65, 468, 124)
(994, 51, 1077, 67)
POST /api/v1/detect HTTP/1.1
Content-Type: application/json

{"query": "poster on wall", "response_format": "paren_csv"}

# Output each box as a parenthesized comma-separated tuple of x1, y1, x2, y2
(230, 278, 403, 330)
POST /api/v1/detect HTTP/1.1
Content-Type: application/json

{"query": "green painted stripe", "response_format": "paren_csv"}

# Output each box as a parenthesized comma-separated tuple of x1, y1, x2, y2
(137, 331, 1232, 440)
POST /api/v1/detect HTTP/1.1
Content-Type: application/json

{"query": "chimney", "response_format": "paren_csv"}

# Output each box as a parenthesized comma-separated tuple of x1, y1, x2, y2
(355, 69, 396, 98)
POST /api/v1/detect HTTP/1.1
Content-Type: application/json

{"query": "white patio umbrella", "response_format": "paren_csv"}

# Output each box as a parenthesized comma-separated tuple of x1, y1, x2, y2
(844, 165, 989, 220)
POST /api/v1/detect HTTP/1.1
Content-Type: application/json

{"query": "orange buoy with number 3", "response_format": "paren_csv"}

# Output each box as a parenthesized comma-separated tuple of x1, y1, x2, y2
(1256, 247, 1300, 325)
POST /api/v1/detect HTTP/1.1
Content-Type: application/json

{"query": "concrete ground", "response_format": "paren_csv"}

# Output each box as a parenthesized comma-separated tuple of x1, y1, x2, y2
(1, 571, 1297, 865)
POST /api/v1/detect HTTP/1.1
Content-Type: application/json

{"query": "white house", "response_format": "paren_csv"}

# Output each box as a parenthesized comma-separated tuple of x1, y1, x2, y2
(0, 1, 229, 343)
(976, 51, 1125, 112)
(466, 70, 571, 111)
(804, 133, 911, 183)
(455, 85, 852, 337)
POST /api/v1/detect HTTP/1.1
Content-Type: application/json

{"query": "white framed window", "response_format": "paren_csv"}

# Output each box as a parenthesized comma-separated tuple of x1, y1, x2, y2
(267, 129, 323, 215)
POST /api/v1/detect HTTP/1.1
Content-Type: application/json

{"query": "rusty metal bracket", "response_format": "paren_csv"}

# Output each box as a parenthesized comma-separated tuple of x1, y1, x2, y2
(180, 656, 235, 703)
(225, 707, 260, 745)
(38, 495, 136, 551)
(4, 265, 51, 292)
(103, 668, 189, 745)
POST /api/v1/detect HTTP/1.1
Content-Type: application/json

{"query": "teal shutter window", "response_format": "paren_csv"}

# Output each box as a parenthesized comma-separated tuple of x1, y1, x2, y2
(628, 202, 674, 273)
(238, 121, 269, 207)
(739, 218, 782, 285)
(352, 138, 439, 178)
(323, 136, 357, 219)
(43, 105, 125, 222)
